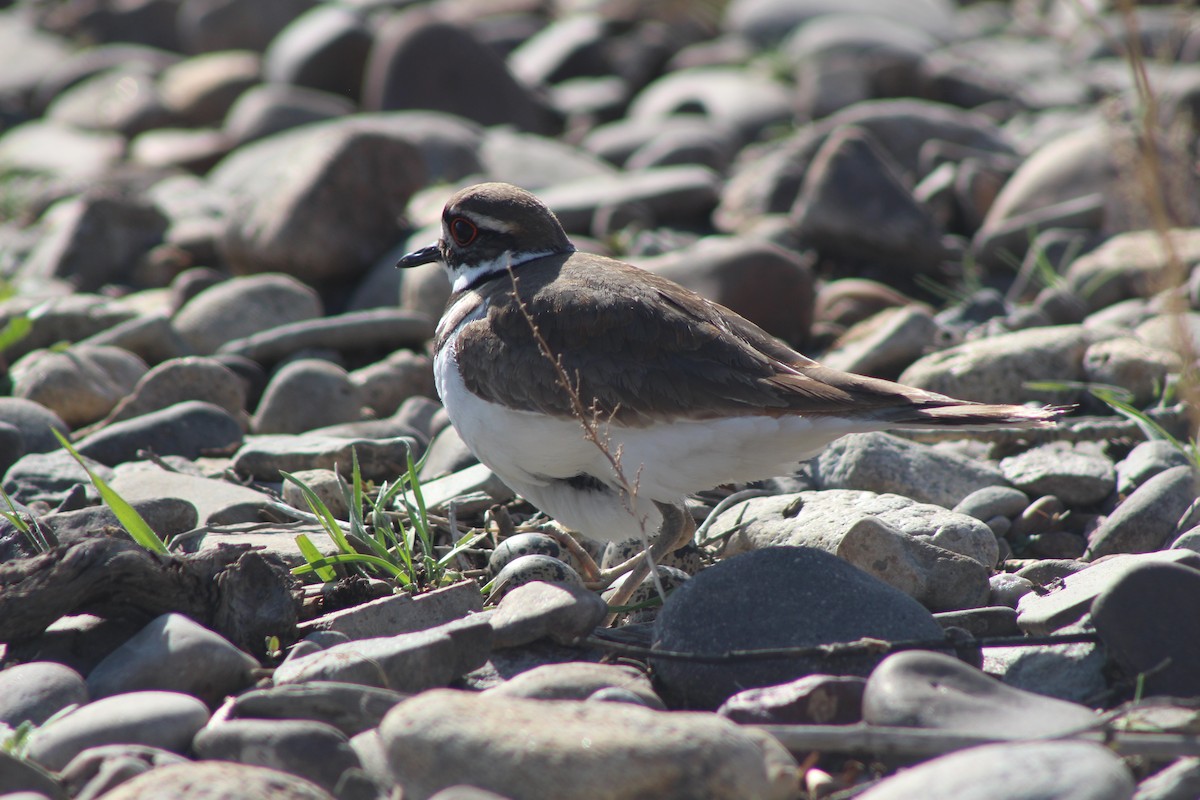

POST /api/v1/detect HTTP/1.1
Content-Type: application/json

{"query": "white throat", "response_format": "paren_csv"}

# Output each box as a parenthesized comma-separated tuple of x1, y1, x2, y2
(445, 247, 572, 293)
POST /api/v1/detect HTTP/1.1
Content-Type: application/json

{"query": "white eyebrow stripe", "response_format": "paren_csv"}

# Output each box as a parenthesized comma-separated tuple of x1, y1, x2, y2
(456, 211, 516, 233)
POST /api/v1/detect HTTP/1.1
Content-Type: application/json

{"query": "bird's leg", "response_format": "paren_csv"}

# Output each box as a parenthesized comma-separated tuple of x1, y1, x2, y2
(538, 523, 603, 583)
(600, 501, 694, 616)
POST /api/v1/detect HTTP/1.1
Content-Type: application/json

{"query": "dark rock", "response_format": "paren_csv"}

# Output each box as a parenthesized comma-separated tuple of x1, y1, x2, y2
(717, 674, 866, 725)
(99, 760, 335, 800)
(854, 740, 1132, 799)
(1087, 466, 1198, 560)
(177, 0, 316, 54)
(362, 11, 558, 135)
(1092, 561, 1200, 698)
(226, 682, 407, 737)
(18, 195, 169, 292)
(74, 401, 243, 466)
(222, 83, 355, 145)
(25, 691, 210, 772)
(652, 546, 945, 709)
(863, 650, 1097, 738)
(86, 613, 258, 708)
(263, 5, 371, 102)
(790, 126, 945, 276)
(192, 719, 364, 796)
(252, 359, 363, 435)
(0, 662, 88, 727)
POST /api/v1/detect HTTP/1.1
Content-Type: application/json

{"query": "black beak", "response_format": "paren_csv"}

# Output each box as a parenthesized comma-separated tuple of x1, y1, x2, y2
(396, 243, 440, 269)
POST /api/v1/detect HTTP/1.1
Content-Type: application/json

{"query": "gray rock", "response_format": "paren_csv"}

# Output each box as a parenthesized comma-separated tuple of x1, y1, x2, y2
(281, 467, 348, 520)
(263, 5, 370, 101)
(0, 662, 88, 727)
(985, 621, 1108, 704)
(898, 325, 1091, 406)
(1065, 228, 1200, 313)
(1134, 757, 1200, 800)
(863, 650, 1097, 738)
(717, 674, 866, 725)
(954, 486, 1031, 522)
(297, 580, 483, 640)
(348, 350, 436, 418)
(92, 357, 248, 430)
(1083, 337, 1178, 408)
(218, 309, 434, 366)
(791, 126, 945, 276)
(159, 50, 262, 127)
(74, 401, 243, 466)
(42, 497, 197, 546)
(486, 663, 660, 706)
(172, 273, 323, 356)
(230, 433, 420, 482)
(652, 547, 944, 709)
(60, 744, 188, 800)
(0, 294, 138, 364)
(1018, 548, 1200, 634)
(100, 761, 334, 800)
(628, 65, 791, 144)
(933, 606, 1021, 638)
(193, 719, 365, 796)
(989, 573, 1035, 608)
(537, 166, 721, 236)
(77, 315, 191, 373)
(108, 463, 277, 526)
(855, 741, 1132, 800)
(25, 691, 210, 772)
(1000, 443, 1115, 507)
(478, 129, 616, 191)
(1117, 441, 1191, 497)
(252, 359, 363, 434)
(380, 689, 796, 800)
(0, 750, 62, 798)
(1087, 466, 1199, 560)
(363, 13, 558, 135)
(490, 581, 607, 648)
(86, 614, 258, 707)
(714, 490, 999, 569)
(44, 67, 174, 138)
(3, 450, 109, 507)
(819, 305, 937, 378)
(814, 432, 1009, 509)
(834, 516, 991, 610)
(1092, 561, 1200, 698)
(18, 195, 168, 292)
(11, 345, 148, 428)
(0, 398, 69, 455)
(272, 618, 492, 691)
(0, 119, 123, 188)
(225, 682, 407, 737)
(223, 83, 354, 146)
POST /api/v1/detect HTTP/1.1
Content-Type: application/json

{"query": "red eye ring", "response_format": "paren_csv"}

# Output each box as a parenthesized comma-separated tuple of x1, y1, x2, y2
(449, 217, 477, 246)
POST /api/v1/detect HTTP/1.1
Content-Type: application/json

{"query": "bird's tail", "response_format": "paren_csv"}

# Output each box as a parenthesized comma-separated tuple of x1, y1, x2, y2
(891, 402, 1065, 428)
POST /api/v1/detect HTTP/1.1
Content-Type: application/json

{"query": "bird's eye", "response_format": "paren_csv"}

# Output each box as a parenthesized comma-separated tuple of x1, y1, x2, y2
(449, 217, 477, 246)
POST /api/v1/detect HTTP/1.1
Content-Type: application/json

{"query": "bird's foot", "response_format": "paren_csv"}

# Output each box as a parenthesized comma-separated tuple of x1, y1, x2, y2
(600, 501, 694, 620)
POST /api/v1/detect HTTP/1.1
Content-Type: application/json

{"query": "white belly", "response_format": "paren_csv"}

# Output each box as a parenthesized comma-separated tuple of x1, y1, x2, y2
(434, 341, 859, 543)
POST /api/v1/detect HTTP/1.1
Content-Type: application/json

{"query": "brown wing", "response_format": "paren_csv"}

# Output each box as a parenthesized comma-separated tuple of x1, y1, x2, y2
(453, 253, 1052, 428)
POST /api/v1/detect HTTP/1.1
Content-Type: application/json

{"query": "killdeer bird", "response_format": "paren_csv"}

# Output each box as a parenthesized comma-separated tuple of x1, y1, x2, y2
(398, 182, 1058, 595)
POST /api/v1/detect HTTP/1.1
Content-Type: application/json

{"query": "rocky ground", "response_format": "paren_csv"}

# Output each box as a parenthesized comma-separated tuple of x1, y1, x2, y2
(0, 0, 1199, 798)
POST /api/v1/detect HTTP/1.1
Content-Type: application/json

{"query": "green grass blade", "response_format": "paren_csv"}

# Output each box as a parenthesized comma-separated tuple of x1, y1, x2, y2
(53, 429, 168, 554)
(280, 471, 356, 555)
(294, 533, 336, 582)
(291, 552, 412, 583)
(436, 530, 489, 568)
